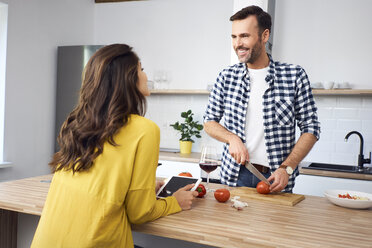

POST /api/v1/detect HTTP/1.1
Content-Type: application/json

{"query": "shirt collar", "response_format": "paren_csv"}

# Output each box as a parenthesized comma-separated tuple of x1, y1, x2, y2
(239, 53, 275, 81)
(266, 54, 275, 82)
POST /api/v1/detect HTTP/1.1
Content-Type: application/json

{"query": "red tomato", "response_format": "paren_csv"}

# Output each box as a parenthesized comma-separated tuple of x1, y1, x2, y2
(214, 188, 230, 203)
(178, 172, 193, 177)
(195, 184, 206, 198)
(256, 181, 270, 194)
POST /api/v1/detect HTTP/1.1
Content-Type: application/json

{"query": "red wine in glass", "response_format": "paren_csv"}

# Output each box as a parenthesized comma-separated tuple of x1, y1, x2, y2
(199, 162, 218, 173)
(199, 145, 219, 191)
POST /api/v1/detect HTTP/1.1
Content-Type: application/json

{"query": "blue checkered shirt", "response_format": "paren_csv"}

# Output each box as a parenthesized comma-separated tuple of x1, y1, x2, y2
(204, 55, 320, 192)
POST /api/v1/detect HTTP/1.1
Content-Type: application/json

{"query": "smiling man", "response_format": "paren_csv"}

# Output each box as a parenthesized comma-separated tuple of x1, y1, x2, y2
(203, 6, 321, 193)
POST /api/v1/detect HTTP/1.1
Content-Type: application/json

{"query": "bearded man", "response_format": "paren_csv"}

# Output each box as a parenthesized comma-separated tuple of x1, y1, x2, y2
(203, 5, 320, 193)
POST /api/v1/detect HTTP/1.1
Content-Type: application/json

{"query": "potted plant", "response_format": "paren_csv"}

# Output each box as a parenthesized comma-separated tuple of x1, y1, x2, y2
(170, 110, 203, 154)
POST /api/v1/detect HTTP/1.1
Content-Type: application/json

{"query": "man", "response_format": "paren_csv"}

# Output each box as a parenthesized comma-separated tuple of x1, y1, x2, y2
(203, 6, 320, 193)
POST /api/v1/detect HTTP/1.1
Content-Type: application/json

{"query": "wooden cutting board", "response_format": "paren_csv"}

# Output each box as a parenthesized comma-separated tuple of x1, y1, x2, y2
(230, 187, 305, 206)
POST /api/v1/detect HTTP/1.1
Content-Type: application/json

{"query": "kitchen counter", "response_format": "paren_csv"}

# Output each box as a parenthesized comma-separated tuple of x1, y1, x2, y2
(299, 166, 372, 180)
(159, 151, 201, 163)
(160, 152, 372, 180)
(0, 174, 371, 247)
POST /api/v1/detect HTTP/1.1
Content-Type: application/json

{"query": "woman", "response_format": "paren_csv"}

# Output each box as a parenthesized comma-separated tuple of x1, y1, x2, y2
(31, 44, 198, 248)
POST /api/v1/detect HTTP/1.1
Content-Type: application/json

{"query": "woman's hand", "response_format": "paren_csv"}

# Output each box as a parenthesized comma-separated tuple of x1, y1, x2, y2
(173, 184, 199, 210)
(155, 180, 164, 193)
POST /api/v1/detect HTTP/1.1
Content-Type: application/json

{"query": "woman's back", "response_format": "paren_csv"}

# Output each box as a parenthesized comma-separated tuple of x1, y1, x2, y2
(31, 115, 181, 248)
(31, 44, 198, 248)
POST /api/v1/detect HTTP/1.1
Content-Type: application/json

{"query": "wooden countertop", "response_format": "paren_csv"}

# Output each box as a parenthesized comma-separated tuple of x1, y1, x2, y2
(134, 184, 372, 247)
(160, 152, 372, 181)
(0, 174, 51, 215)
(0, 175, 371, 247)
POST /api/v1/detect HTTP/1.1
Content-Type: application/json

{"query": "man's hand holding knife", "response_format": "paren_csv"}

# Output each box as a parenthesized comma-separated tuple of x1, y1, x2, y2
(228, 134, 290, 193)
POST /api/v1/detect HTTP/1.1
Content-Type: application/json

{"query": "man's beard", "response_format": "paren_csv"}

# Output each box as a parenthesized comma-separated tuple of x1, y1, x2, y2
(236, 40, 263, 64)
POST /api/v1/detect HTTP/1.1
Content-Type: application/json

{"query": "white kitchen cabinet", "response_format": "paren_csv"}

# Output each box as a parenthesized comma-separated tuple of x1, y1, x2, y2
(156, 160, 221, 180)
(156, 160, 201, 178)
(293, 174, 372, 196)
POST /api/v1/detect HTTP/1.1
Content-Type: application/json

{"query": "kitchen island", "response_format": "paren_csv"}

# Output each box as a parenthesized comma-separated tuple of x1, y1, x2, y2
(0, 174, 371, 248)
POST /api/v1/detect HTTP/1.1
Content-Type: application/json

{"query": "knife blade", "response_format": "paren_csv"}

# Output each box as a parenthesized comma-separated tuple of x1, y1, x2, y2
(245, 161, 271, 185)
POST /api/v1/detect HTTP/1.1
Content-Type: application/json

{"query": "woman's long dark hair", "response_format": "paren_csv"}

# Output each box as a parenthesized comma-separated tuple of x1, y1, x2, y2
(50, 44, 146, 173)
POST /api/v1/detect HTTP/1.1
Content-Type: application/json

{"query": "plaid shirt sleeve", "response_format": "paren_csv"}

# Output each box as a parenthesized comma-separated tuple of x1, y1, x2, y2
(204, 71, 226, 123)
(295, 67, 321, 140)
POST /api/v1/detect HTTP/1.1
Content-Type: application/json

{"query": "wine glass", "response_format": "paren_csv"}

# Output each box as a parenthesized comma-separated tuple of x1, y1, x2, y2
(199, 146, 220, 191)
(153, 70, 162, 89)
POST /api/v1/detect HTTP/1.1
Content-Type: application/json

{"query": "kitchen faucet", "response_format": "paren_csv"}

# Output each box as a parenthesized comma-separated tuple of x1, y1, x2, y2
(344, 131, 371, 172)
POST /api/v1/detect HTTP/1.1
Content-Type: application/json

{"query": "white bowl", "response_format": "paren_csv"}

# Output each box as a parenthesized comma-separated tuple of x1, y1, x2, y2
(323, 81, 335, 89)
(324, 190, 372, 209)
(339, 81, 351, 89)
(310, 82, 323, 89)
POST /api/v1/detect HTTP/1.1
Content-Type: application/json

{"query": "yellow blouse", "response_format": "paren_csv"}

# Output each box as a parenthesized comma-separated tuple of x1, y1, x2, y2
(31, 115, 181, 248)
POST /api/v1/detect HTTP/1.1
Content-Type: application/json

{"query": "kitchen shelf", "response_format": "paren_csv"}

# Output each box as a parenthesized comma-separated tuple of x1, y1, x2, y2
(159, 151, 201, 163)
(312, 89, 372, 95)
(0, 162, 13, 169)
(150, 89, 210, 95)
(150, 89, 372, 96)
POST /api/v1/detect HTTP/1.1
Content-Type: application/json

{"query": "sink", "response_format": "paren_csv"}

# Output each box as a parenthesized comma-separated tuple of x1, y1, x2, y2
(303, 162, 372, 174)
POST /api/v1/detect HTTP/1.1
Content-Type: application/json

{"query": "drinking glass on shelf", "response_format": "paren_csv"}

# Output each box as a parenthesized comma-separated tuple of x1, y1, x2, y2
(153, 70, 162, 89)
(199, 146, 220, 191)
(162, 71, 171, 89)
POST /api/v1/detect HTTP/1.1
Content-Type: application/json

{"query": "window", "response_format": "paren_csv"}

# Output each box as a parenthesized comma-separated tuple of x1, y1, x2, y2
(0, 2, 8, 164)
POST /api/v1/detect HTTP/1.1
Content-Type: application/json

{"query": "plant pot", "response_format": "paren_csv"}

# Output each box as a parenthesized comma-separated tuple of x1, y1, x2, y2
(179, 141, 192, 154)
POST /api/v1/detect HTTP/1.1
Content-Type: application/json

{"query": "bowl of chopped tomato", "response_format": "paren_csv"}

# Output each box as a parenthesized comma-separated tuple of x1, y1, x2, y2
(324, 190, 372, 209)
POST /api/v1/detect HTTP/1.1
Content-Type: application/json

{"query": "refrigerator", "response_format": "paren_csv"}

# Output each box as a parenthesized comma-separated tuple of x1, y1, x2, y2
(55, 45, 103, 151)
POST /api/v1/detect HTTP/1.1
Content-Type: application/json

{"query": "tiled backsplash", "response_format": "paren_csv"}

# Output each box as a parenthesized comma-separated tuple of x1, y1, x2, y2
(146, 94, 372, 166)
(307, 96, 372, 166)
(146, 94, 219, 154)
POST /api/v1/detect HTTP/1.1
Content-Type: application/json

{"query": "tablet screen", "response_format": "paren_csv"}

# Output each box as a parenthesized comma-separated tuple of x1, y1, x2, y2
(157, 176, 200, 198)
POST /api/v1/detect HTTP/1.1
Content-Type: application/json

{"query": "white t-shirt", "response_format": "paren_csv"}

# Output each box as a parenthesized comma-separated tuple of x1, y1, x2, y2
(245, 66, 270, 167)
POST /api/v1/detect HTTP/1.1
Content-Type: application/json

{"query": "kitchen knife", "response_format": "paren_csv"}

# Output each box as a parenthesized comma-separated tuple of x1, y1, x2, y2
(245, 161, 271, 185)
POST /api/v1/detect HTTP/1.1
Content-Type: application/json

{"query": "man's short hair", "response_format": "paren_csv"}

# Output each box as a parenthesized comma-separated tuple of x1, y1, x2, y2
(230, 5, 272, 35)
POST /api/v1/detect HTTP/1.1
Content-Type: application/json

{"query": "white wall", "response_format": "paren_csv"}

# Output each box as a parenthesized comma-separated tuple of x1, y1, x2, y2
(2, 2, 95, 246)
(0, 2, 8, 162)
(1, 0, 94, 182)
(94, 0, 233, 153)
(272, 0, 372, 164)
(94, 0, 232, 90)
(272, 0, 372, 89)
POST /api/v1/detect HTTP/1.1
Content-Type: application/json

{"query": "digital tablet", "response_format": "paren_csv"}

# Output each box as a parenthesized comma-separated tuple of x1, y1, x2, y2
(156, 176, 201, 198)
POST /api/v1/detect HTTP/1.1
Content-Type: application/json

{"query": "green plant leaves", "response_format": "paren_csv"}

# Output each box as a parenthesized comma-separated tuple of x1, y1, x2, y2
(169, 109, 204, 143)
